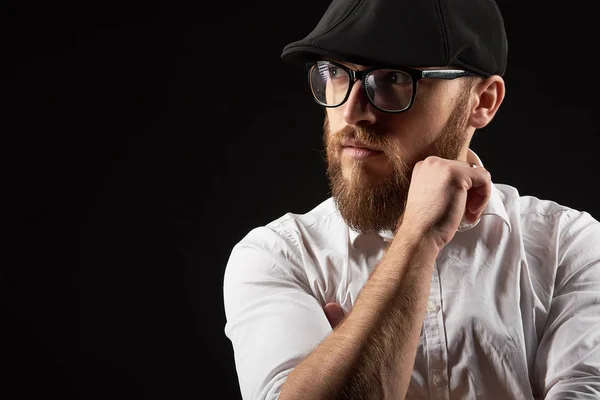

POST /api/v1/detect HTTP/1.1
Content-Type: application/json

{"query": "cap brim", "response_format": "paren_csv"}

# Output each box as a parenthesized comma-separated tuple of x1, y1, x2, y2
(281, 43, 387, 68)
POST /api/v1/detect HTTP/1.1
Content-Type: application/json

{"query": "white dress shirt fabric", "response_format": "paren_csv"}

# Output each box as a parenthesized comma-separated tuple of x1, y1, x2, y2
(223, 173, 600, 399)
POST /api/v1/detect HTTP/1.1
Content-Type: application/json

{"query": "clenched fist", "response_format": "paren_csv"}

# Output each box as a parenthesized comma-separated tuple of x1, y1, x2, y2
(401, 155, 492, 250)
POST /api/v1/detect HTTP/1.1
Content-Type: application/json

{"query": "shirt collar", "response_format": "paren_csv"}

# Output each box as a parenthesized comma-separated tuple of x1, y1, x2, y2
(348, 149, 512, 247)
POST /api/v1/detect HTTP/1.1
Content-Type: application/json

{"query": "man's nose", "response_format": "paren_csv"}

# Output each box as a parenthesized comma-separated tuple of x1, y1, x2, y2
(343, 80, 377, 126)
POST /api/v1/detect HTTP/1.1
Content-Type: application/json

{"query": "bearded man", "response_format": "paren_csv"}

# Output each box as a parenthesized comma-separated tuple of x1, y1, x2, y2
(223, 0, 600, 399)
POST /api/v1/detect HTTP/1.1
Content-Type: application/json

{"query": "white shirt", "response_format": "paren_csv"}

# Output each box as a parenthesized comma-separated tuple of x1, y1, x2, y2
(223, 163, 600, 399)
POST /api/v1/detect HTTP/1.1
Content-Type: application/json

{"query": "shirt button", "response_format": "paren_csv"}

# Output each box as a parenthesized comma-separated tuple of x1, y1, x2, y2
(427, 301, 439, 313)
(433, 372, 443, 386)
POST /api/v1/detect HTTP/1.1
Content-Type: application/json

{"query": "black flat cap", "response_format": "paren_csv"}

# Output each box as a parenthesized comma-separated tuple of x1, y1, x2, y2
(281, 0, 508, 77)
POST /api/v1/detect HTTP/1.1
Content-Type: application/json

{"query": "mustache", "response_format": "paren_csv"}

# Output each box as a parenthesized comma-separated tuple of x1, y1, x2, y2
(325, 123, 412, 178)
(332, 124, 391, 151)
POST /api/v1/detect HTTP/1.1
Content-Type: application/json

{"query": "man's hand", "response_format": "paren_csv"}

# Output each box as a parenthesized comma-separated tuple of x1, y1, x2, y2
(401, 155, 492, 250)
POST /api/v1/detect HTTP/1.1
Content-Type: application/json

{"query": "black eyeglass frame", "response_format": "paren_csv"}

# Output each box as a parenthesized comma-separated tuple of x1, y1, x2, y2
(306, 60, 479, 113)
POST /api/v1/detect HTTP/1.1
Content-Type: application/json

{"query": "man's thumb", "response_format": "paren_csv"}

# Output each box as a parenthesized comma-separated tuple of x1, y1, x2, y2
(323, 302, 345, 329)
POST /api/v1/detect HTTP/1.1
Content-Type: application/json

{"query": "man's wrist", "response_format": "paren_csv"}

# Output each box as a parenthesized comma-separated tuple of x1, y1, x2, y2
(393, 221, 442, 255)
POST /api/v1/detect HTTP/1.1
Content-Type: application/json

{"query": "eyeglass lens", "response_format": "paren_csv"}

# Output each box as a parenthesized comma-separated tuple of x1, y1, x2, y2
(309, 61, 414, 112)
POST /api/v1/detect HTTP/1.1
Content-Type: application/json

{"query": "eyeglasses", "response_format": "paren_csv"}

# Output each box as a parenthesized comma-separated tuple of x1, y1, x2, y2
(307, 60, 478, 113)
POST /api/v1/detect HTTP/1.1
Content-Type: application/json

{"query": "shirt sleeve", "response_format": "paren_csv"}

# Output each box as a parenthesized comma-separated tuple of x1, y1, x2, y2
(534, 210, 600, 399)
(222, 226, 333, 400)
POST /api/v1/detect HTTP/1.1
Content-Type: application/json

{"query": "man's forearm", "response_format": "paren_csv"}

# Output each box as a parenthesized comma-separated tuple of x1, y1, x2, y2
(279, 227, 440, 400)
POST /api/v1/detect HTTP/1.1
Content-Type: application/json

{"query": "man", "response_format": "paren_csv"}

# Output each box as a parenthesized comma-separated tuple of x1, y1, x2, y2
(223, 0, 600, 398)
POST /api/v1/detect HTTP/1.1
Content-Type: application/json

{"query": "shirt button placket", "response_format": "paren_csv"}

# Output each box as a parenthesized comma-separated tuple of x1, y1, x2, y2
(425, 266, 449, 399)
(433, 371, 443, 386)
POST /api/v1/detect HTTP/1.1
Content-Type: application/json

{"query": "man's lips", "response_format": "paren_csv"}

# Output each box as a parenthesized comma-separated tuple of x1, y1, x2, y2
(341, 139, 385, 160)
(341, 138, 383, 152)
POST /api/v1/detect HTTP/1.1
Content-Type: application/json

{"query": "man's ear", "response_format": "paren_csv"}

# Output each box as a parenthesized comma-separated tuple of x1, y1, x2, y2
(469, 75, 505, 129)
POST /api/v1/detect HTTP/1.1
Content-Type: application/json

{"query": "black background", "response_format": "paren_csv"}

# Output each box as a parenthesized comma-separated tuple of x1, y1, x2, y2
(2, 1, 599, 399)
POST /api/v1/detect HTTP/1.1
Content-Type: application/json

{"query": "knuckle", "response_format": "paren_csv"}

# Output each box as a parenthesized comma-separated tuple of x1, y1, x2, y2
(450, 174, 467, 189)
(437, 162, 455, 179)
(423, 155, 442, 166)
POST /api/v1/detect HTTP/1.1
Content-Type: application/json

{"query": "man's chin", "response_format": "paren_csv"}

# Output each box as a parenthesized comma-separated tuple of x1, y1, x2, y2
(342, 166, 391, 188)
(342, 155, 393, 176)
